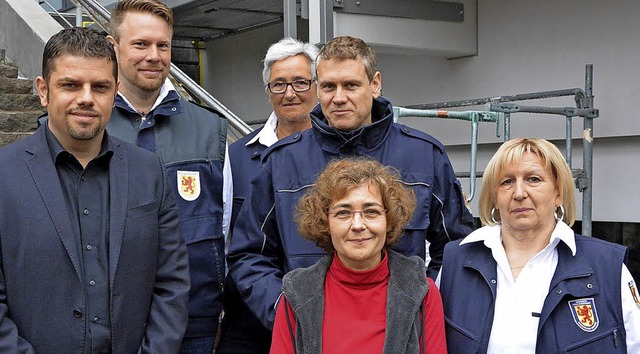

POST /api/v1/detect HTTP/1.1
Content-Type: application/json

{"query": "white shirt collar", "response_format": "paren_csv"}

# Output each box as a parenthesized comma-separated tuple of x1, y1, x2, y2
(460, 220, 577, 256)
(245, 111, 278, 147)
(117, 78, 176, 114)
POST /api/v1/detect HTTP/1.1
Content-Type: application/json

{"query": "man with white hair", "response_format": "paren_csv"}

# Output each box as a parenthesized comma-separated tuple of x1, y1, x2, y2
(217, 37, 319, 354)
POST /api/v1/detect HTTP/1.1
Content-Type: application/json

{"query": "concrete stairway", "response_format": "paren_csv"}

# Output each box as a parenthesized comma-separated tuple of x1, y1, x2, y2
(0, 49, 45, 147)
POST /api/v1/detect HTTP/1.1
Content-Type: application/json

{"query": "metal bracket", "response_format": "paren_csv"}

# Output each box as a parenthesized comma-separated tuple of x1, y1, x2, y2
(573, 169, 589, 192)
(393, 107, 500, 202)
(332, 0, 464, 22)
(489, 102, 599, 119)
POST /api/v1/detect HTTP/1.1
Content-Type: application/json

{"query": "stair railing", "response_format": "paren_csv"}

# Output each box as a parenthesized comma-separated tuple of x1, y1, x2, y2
(38, 0, 74, 28)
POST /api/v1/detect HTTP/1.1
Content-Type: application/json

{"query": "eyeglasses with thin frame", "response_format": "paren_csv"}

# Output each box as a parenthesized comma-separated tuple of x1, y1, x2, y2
(327, 207, 387, 223)
(267, 79, 313, 94)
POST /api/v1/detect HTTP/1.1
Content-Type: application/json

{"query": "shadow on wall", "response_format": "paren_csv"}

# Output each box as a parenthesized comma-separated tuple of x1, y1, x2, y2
(572, 221, 640, 282)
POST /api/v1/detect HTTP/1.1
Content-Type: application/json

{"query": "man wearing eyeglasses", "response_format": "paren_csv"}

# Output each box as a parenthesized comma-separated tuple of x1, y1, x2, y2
(218, 37, 319, 354)
(228, 36, 475, 333)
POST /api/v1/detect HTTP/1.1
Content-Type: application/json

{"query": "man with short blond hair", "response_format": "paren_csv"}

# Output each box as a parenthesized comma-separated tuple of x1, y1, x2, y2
(106, 1, 231, 352)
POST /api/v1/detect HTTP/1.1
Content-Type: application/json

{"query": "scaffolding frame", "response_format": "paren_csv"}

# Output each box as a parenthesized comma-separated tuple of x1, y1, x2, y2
(396, 65, 596, 236)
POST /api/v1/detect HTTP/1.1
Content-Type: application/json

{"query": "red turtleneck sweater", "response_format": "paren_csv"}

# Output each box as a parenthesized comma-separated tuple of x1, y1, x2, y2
(270, 253, 447, 353)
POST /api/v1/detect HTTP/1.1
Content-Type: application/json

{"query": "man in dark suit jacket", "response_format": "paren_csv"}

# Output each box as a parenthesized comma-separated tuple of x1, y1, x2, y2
(0, 27, 190, 353)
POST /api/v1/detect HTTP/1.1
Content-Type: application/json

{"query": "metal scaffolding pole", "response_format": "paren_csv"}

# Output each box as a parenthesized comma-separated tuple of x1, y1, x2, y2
(582, 65, 594, 236)
(400, 65, 596, 235)
(283, 0, 297, 39)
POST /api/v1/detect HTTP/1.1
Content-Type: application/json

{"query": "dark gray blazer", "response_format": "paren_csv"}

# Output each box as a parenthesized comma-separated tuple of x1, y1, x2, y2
(0, 124, 190, 353)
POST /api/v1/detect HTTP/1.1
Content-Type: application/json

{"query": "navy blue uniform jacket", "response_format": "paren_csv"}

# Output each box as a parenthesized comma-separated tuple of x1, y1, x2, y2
(439, 232, 629, 353)
(108, 93, 227, 338)
(0, 124, 190, 353)
(228, 96, 475, 329)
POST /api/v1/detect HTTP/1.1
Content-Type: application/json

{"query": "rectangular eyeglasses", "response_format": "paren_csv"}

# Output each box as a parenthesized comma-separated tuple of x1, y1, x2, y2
(327, 207, 387, 223)
(267, 79, 313, 94)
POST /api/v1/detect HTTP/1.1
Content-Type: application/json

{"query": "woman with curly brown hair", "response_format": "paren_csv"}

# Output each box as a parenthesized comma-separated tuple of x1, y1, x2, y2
(270, 158, 447, 354)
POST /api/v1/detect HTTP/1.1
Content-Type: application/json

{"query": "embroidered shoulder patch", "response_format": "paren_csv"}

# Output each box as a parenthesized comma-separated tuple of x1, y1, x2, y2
(629, 281, 640, 310)
(568, 298, 599, 332)
(177, 170, 201, 201)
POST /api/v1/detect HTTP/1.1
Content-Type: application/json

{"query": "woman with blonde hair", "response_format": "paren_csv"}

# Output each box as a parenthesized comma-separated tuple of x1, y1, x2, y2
(439, 137, 640, 353)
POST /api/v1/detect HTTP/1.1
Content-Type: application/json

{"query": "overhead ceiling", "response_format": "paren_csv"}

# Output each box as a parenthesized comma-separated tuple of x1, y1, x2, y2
(166, 0, 289, 41)
(99, 0, 464, 42)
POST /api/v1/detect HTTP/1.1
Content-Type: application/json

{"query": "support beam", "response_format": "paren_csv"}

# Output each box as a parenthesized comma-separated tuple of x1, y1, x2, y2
(283, 0, 297, 38)
(310, 0, 334, 44)
(333, 0, 464, 22)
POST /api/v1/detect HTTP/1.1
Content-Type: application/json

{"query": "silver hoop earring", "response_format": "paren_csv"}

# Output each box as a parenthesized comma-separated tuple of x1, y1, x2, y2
(491, 208, 501, 224)
(554, 205, 565, 222)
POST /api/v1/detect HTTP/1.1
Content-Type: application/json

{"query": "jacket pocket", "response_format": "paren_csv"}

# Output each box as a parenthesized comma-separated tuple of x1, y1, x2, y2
(445, 317, 483, 354)
(275, 183, 323, 259)
(402, 181, 432, 231)
(392, 181, 432, 257)
(564, 327, 626, 353)
(126, 199, 159, 218)
(181, 216, 225, 318)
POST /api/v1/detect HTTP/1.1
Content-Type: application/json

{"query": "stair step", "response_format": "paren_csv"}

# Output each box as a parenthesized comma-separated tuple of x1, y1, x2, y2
(0, 93, 43, 112)
(0, 111, 41, 133)
(0, 50, 40, 147)
(0, 63, 19, 79)
(0, 77, 33, 94)
(0, 132, 31, 147)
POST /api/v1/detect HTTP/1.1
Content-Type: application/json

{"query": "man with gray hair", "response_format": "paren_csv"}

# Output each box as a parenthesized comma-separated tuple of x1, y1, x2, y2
(217, 37, 319, 354)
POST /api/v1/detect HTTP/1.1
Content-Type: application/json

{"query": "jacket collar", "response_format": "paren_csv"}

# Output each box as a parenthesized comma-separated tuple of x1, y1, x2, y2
(463, 224, 595, 334)
(246, 111, 278, 147)
(461, 221, 577, 257)
(309, 96, 394, 155)
(115, 79, 182, 118)
(44, 122, 114, 164)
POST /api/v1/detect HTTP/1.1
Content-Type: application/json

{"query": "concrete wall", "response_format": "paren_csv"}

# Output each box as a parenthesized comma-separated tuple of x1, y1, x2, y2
(331, 0, 477, 57)
(201, 0, 640, 223)
(202, 21, 310, 126)
(0, 0, 62, 80)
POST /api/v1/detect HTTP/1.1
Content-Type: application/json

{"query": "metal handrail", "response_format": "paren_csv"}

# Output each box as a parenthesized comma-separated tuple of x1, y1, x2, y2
(38, 0, 74, 28)
(393, 107, 501, 202)
(72, 0, 252, 136)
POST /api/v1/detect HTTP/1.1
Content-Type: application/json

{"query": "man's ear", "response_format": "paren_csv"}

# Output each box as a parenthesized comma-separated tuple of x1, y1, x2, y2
(35, 76, 49, 107)
(371, 71, 382, 98)
(106, 35, 117, 47)
(106, 35, 119, 59)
